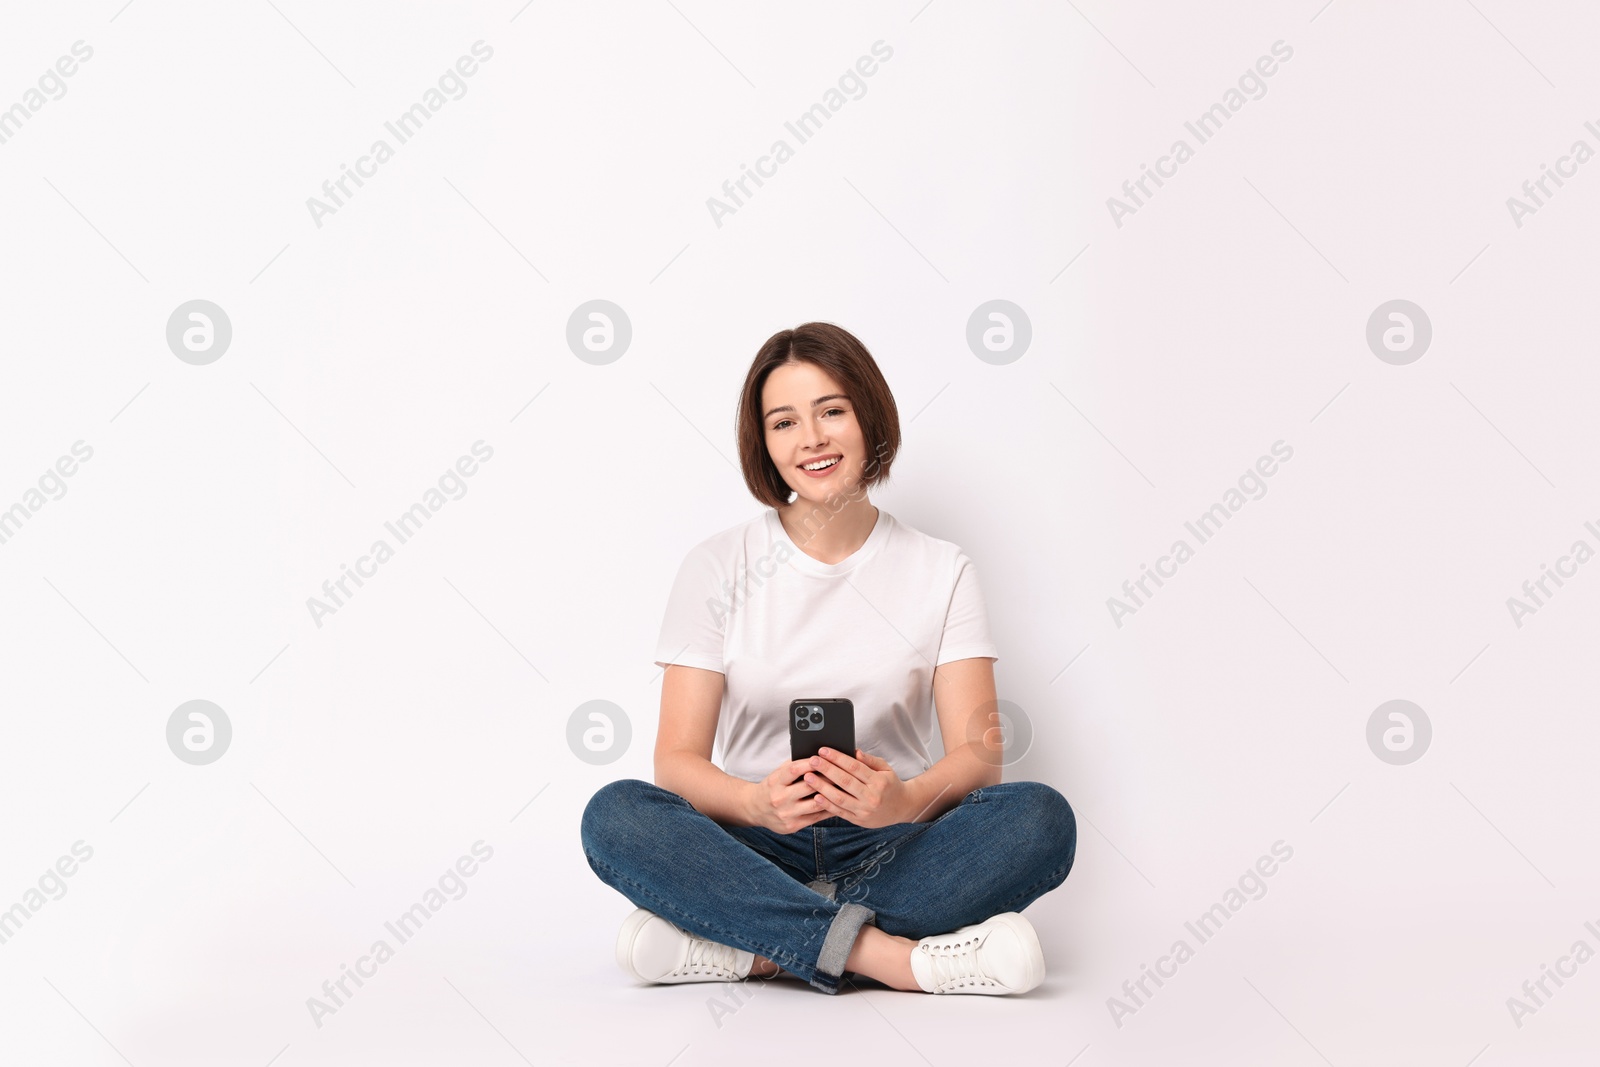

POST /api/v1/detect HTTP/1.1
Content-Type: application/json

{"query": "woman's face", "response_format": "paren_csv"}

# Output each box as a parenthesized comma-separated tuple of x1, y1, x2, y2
(760, 361, 868, 507)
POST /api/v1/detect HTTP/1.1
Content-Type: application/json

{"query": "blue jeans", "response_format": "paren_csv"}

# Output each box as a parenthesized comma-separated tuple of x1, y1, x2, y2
(579, 778, 1076, 994)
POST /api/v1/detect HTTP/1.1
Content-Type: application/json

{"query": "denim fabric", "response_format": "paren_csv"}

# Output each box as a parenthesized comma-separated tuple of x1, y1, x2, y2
(580, 778, 1076, 994)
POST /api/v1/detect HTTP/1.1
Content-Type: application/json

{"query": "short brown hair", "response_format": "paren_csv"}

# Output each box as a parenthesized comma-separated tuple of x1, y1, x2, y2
(736, 322, 901, 510)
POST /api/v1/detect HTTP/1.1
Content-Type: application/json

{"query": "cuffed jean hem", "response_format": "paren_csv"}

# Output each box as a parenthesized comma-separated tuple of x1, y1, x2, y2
(809, 902, 875, 994)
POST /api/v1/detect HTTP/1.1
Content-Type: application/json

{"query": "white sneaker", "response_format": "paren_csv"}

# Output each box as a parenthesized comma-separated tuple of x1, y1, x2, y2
(615, 908, 756, 984)
(908, 912, 1045, 994)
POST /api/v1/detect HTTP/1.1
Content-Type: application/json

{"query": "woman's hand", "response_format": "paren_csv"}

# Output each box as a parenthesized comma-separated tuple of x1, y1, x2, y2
(803, 748, 912, 829)
(745, 758, 832, 834)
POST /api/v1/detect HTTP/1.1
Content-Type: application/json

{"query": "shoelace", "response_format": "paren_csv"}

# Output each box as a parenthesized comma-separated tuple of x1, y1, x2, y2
(922, 933, 996, 990)
(672, 933, 745, 978)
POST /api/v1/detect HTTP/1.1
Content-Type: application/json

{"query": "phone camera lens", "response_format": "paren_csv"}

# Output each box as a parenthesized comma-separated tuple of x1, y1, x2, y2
(810, 711, 823, 723)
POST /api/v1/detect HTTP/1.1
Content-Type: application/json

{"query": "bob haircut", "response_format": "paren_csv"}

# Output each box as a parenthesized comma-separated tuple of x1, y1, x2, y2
(736, 322, 901, 511)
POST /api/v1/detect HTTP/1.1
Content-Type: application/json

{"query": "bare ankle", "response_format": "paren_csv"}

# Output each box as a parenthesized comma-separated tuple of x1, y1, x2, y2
(844, 927, 921, 991)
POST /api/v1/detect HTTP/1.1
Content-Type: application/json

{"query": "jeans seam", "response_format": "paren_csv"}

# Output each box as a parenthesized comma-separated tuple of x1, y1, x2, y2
(993, 861, 1073, 916)
(717, 829, 820, 888)
(827, 788, 981, 884)
(728, 837, 787, 867)
(832, 828, 925, 884)
(584, 850, 819, 978)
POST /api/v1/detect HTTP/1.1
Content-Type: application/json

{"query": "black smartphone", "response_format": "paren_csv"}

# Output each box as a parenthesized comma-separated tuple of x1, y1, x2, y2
(789, 698, 856, 764)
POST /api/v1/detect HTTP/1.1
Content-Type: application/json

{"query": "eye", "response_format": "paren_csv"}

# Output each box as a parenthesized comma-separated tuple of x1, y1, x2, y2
(771, 408, 844, 431)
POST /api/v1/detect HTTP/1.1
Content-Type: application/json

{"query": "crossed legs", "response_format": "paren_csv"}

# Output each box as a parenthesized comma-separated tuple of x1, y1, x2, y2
(581, 778, 1076, 993)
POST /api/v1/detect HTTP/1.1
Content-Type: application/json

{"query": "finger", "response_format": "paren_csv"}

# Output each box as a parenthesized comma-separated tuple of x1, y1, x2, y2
(786, 799, 824, 824)
(810, 793, 862, 827)
(807, 760, 864, 797)
(779, 777, 820, 804)
(790, 795, 831, 826)
(805, 771, 863, 817)
(816, 747, 872, 785)
(784, 809, 830, 834)
(782, 757, 816, 781)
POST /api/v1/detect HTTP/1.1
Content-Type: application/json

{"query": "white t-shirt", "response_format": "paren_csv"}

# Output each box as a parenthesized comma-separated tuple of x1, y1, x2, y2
(652, 507, 999, 783)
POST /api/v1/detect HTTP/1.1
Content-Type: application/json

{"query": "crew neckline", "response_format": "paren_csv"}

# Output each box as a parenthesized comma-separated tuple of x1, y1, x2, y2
(767, 507, 891, 577)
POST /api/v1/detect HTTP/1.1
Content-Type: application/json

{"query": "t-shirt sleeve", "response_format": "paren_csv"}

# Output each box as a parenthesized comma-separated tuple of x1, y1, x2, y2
(652, 543, 727, 673)
(935, 551, 1000, 666)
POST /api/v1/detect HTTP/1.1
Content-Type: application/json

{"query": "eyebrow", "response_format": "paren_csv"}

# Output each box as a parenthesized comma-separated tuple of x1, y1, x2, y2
(763, 394, 849, 420)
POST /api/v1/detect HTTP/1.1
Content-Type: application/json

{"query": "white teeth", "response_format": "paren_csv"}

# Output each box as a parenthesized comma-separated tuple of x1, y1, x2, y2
(802, 457, 840, 471)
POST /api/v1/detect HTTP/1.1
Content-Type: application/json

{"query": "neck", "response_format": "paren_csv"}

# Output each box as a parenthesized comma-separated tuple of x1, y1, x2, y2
(779, 496, 879, 562)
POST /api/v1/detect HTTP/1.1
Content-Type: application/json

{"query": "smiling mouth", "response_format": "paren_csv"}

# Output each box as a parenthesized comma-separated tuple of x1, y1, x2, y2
(800, 455, 842, 473)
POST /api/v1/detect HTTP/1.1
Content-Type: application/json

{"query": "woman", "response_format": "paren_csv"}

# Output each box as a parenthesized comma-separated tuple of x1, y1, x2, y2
(579, 322, 1076, 995)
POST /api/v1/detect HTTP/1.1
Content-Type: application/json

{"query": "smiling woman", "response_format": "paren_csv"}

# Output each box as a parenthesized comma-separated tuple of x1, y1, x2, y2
(578, 322, 1078, 999)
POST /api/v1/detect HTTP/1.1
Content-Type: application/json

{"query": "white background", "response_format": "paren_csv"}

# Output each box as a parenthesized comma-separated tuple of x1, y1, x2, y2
(1, 1, 1596, 1064)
